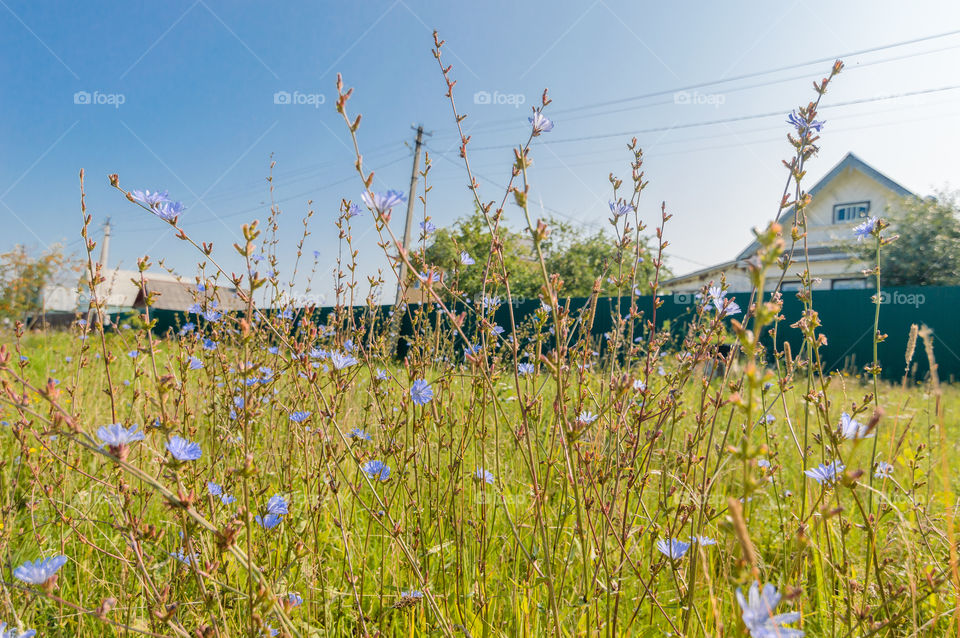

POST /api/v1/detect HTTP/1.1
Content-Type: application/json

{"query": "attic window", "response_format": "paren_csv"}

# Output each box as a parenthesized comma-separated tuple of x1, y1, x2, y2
(833, 201, 870, 223)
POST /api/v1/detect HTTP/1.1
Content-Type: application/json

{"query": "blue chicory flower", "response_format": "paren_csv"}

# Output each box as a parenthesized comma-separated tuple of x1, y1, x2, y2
(529, 111, 554, 136)
(361, 460, 390, 481)
(656, 538, 691, 560)
(97, 423, 145, 448)
(410, 379, 434, 406)
(737, 581, 804, 637)
(13, 555, 68, 585)
(166, 436, 202, 461)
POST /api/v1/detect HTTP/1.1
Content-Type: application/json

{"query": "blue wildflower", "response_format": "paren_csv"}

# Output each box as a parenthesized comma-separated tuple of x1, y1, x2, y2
(166, 436, 202, 461)
(705, 286, 741, 316)
(460, 251, 475, 265)
(517, 363, 535, 375)
(361, 460, 390, 481)
(188, 356, 203, 370)
(348, 428, 372, 441)
(13, 555, 68, 585)
(737, 581, 804, 638)
(256, 513, 283, 529)
(97, 423, 145, 449)
(474, 468, 495, 485)
(854, 216, 878, 241)
(360, 190, 406, 216)
(874, 461, 894, 479)
(289, 411, 311, 423)
(839, 412, 872, 440)
(0, 621, 36, 638)
(419, 220, 436, 234)
(577, 411, 598, 425)
(691, 535, 717, 546)
(131, 189, 169, 207)
(169, 550, 196, 566)
(410, 379, 434, 406)
(266, 495, 288, 515)
(787, 109, 824, 135)
(154, 200, 185, 222)
(804, 460, 845, 485)
(207, 482, 236, 505)
(287, 592, 303, 607)
(529, 111, 554, 136)
(202, 339, 217, 351)
(330, 352, 358, 370)
(609, 200, 635, 218)
(656, 538, 691, 560)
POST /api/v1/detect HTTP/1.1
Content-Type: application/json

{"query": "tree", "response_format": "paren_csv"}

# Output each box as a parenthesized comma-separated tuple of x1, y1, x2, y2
(867, 192, 960, 286)
(0, 244, 70, 324)
(422, 207, 664, 300)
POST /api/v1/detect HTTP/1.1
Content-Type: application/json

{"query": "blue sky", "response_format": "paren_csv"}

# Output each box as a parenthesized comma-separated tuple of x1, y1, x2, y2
(2, 0, 959, 302)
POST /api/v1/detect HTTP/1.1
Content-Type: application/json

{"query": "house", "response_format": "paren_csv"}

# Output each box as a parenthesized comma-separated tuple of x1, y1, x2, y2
(664, 152, 916, 293)
(132, 275, 245, 312)
(42, 220, 244, 321)
(74, 268, 244, 315)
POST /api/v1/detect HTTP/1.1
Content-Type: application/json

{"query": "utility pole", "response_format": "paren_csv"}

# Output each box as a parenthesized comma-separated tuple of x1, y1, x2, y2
(97, 217, 112, 325)
(98, 217, 112, 271)
(395, 125, 431, 305)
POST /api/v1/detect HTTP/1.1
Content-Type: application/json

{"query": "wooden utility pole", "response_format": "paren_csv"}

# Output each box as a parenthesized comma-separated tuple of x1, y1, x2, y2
(395, 125, 430, 305)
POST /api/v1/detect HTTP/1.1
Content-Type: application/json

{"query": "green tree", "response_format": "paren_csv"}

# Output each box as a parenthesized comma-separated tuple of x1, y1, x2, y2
(422, 207, 663, 300)
(867, 192, 960, 286)
(0, 244, 69, 323)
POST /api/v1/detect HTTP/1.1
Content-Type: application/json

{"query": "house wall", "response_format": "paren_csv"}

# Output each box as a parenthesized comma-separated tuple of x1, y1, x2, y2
(667, 160, 906, 294)
(801, 165, 904, 249)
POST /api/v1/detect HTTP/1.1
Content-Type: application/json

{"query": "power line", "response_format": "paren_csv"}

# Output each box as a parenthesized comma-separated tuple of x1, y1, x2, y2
(459, 84, 960, 151)
(430, 28, 960, 139)
(426, 95, 960, 175)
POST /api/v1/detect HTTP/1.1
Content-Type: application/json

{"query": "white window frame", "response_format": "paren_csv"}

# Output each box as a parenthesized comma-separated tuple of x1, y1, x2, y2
(833, 201, 871, 224)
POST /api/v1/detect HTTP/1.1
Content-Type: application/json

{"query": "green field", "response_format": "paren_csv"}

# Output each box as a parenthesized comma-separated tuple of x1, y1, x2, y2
(1, 319, 957, 637)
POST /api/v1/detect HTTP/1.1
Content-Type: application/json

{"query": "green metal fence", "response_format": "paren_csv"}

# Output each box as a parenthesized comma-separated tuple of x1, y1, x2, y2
(144, 285, 960, 382)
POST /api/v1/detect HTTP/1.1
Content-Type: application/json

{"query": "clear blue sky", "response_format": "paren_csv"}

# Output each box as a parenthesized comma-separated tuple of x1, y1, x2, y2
(2, 0, 959, 302)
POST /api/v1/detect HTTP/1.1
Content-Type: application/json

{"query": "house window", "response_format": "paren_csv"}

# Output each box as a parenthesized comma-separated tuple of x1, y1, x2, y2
(781, 281, 803, 291)
(833, 201, 870, 223)
(831, 278, 867, 290)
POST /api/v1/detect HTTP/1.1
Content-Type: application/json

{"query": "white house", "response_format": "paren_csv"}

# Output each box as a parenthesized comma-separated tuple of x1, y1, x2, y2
(664, 152, 915, 293)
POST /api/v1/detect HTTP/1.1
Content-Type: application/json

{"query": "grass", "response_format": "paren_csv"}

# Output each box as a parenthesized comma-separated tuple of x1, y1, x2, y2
(0, 323, 957, 637)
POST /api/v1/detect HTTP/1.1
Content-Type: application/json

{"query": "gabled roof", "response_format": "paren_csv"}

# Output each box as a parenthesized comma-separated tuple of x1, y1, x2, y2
(133, 278, 246, 312)
(736, 152, 915, 259)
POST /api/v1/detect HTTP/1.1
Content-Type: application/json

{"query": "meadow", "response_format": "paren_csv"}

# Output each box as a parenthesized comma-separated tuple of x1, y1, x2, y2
(1, 37, 958, 638)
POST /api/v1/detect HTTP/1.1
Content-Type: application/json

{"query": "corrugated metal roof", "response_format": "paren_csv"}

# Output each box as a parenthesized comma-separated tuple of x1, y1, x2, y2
(134, 278, 245, 312)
